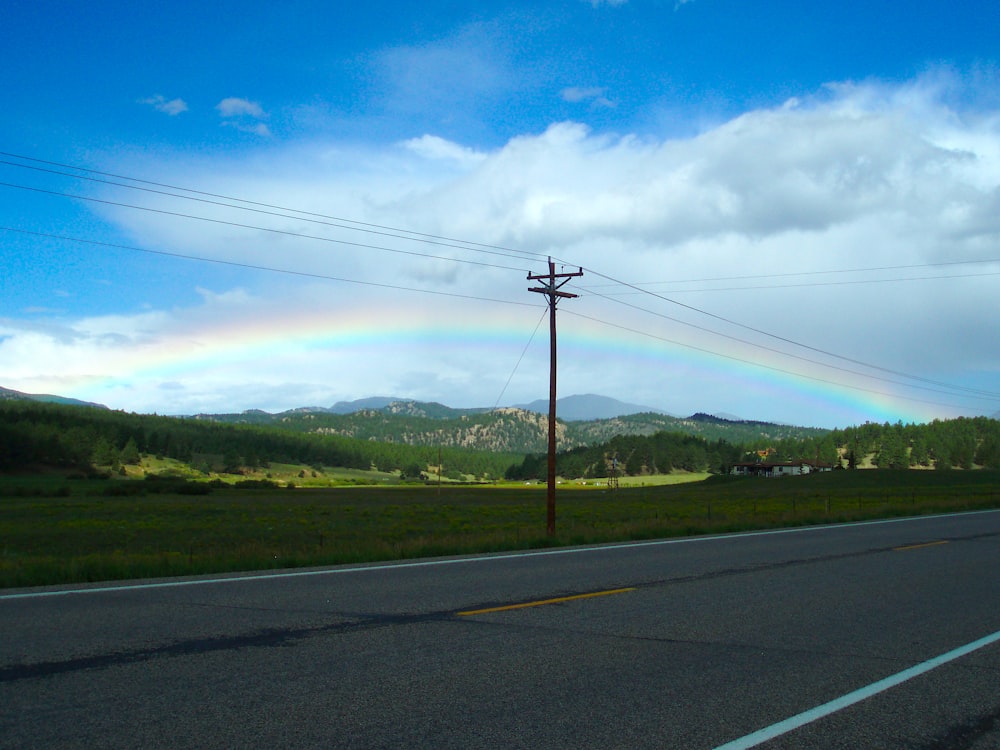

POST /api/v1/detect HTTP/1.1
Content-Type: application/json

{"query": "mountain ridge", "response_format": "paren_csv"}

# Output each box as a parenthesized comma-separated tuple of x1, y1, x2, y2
(0, 384, 777, 426)
(2, 385, 827, 452)
(0, 386, 108, 409)
(259, 394, 677, 422)
(513, 393, 673, 421)
(190, 398, 827, 453)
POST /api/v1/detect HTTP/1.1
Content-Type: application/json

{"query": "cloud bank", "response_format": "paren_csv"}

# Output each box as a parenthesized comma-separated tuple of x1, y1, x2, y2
(5, 72, 1000, 425)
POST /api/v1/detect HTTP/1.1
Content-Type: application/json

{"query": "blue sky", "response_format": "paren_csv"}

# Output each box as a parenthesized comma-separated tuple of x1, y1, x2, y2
(2, 0, 1000, 427)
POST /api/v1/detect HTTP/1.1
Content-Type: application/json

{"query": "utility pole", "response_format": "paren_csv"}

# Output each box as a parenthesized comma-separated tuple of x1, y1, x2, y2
(528, 257, 583, 536)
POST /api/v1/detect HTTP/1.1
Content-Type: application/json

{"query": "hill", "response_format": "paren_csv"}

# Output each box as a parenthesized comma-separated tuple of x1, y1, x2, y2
(4, 392, 1000, 481)
(514, 394, 670, 421)
(0, 384, 830, 465)
(0, 400, 519, 480)
(566, 412, 827, 446)
(191, 400, 827, 454)
(0, 386, 107, 409)
(326, 394, 667, 421)
(196, 406, 557, 453)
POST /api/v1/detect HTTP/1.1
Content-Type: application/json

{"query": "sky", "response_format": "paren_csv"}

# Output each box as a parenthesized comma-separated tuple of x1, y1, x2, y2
(2, 0, 1000, 429)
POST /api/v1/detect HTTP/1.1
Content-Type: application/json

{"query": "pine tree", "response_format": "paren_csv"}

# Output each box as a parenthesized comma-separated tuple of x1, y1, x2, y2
(120, 437, 141, 465)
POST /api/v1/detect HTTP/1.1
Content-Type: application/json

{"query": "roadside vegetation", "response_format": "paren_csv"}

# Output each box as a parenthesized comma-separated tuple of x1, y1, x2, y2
(2, 470, 998, 589)
(4, 400, 1000, 589)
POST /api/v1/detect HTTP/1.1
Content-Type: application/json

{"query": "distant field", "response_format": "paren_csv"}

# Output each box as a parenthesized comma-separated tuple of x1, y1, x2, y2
(122, 457, 402, 486)
(2, 469, 999, 588)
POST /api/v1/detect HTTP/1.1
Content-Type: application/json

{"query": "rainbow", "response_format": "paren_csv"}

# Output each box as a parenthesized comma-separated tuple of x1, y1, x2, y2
(40, 299, 966, 426)
(556, 316, 959, 428)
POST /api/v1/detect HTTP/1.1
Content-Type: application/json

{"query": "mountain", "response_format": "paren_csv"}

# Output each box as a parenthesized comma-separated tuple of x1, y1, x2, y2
(515, 394, 671, 421)
(565, 411, 827, 446)
(196, 405, 556, 453)
(328, 397, 402, 414)
(6, 395, 998, 478)
(326, 398, 491, 419)
(3, 385, 827, 453)
(192, 399, 827, 454)
(0, 386, 107, 409)
(274, 397, 418, 415)
(327, 393, 673, 421)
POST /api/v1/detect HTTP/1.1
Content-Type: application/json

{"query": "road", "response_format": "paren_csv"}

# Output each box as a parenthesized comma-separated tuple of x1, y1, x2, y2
(2, 511, 999, 748)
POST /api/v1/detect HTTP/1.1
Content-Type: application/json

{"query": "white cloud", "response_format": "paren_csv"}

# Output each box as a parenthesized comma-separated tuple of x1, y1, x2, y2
(402, 135, 487, 166)
(369, 22, 521, 127)
(588, 0, 628, 7)
(561, 87, 604, 103)
(19, 72, 1000, 424)
(216, 97, 266, 118)
(23, 306, 63, 314)
(0, 284, 538, 415)
(561, 86, 616, 109)
(140, 95, 188, 115)
(215, 97, 271, 137)
(221, 120, 273, 137)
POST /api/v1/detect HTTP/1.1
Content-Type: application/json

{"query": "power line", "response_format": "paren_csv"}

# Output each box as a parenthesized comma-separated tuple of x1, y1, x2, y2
(5, 151, 997, 412)
(570, 265, 1000, 401)
(576, 284, 1000, 401)
(577, 269, 1000, 295)
(12, 152, 992, 290)
(579, 257, 1000, 289)
(0, 227, 541, 309)
(14, 221, 996, 410)
(563, 309, 996, 412)
(0, 152, 547, 265)
(0, 181, 529, 274)
(7, 205, 995, 405)
(493, 309, 548, 409)
(10, 214, 991, 414)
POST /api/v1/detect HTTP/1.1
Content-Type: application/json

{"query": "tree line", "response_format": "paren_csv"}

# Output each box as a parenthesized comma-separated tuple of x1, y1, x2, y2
(830, 417, 1000, 470)
(0, 401, 520, 479)
(507, 416, 1000, 479)
(4, 400, 999, 481)
(506, 431, 743, 480)
(730, 417, 1000, 471)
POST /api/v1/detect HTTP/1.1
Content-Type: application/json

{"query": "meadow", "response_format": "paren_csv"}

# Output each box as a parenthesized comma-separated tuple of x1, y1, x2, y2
(2, 469, 999, 588)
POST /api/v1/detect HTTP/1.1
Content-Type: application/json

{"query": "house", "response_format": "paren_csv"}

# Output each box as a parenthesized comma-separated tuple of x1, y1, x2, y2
(730, 461, 834, 477)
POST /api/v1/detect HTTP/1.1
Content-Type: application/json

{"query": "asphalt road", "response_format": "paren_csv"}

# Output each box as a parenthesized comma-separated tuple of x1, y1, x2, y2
(3, 510, 999, 749)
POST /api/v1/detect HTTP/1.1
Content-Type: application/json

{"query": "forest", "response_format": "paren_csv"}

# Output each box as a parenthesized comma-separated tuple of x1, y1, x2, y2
(506, 431, 742, 480)
(2, 400, 1000, 481)
(507, 416, 1000, 479)
(0, 401, 519, 480)
(190, 404, 828, 452)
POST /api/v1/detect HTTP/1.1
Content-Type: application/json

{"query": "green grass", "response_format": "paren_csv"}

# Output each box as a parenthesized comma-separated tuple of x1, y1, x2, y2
(2, 469, 999, 588)
(124, 457, 401, 486)
(555, 472, 711, 488)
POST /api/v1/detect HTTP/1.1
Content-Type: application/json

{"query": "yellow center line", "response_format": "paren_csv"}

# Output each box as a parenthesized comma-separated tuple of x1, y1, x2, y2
(894, 540, 949, 552)
(457, 587, 636, 616)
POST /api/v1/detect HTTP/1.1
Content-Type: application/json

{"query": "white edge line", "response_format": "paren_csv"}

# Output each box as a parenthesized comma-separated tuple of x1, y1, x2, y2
(1, 508, 996, 601)
(713, 629, 1000, 750)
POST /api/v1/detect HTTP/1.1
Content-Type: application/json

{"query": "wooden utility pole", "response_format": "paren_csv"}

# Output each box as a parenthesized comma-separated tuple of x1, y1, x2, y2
(528, 258, 583, 536)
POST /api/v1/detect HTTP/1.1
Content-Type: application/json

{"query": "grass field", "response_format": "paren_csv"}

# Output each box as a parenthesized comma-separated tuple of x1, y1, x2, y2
(2, 469, 999, 588)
